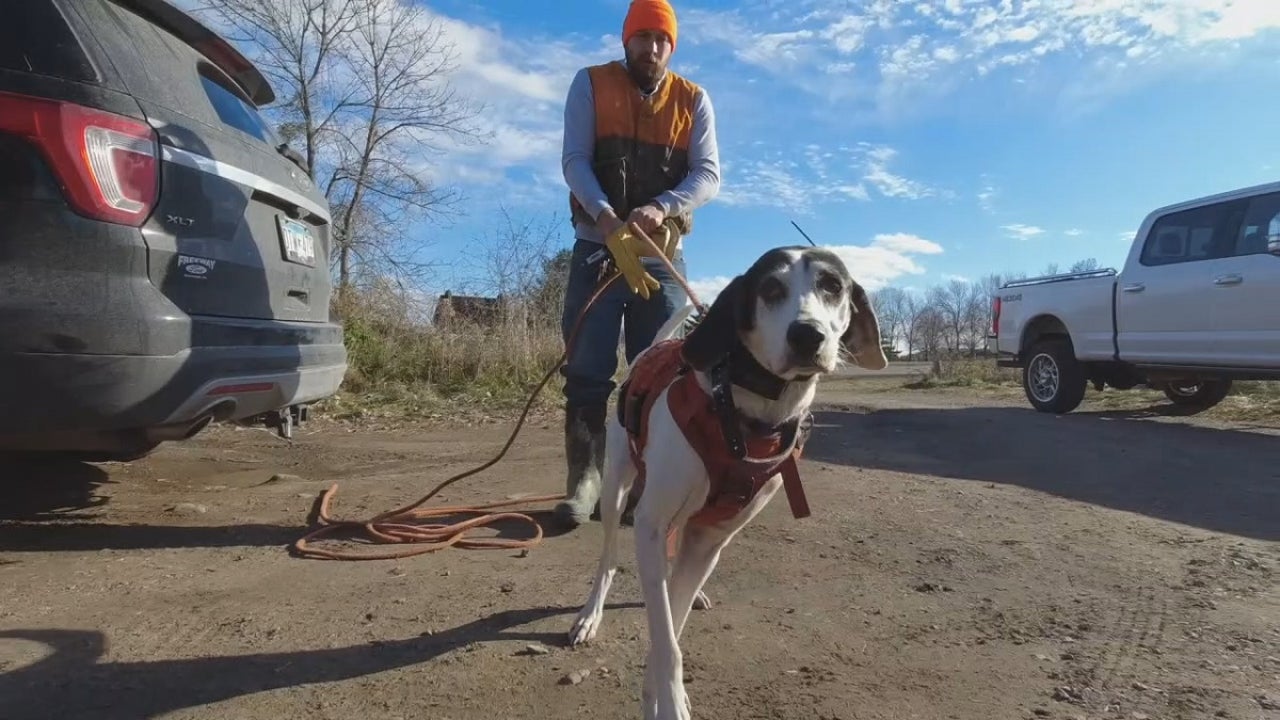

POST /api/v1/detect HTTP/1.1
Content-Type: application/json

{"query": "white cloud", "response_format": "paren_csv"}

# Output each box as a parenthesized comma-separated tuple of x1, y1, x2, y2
(683, 0, 1280, 120)
(822, 15, 872, 54)
(861, 145, 935, 199)
(686, 231, 943, 300)
(1003, 223, 1046, 240)
(829, 232, 944, 291)
(872, 232, 945, 255)
(718, 142, 937, 211)
(977, 180, 999, 213)
(415, 12, 617, 200)
(1065, 228, 1085, 237)
(687, 276, 734, 304)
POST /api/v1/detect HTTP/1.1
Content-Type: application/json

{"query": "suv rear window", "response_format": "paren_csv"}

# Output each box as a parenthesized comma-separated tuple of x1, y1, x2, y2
(0, 0, 97, 82)
(200, 71, 276, 144)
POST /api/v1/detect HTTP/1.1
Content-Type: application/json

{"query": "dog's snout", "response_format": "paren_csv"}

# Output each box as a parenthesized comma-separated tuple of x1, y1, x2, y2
(786, 321, 826, 357)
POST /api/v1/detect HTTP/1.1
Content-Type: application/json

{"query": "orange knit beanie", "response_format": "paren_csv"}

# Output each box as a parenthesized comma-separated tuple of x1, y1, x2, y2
(623, 0, 678, 51)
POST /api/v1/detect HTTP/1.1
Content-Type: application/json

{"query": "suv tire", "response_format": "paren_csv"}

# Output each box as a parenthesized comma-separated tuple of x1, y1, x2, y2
(1023, 337, 1088, 414)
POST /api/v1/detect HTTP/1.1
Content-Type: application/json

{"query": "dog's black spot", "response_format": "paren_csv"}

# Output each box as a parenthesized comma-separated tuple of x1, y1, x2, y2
(684, 250, 794, 369)
(683, 274, 746, 370)
(840, 277, 880, 361)
(800, 247, 847, 270)
(758, 275, 787, 306)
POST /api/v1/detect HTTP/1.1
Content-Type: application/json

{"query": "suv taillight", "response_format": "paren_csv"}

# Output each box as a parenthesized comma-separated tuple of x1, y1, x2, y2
(991, 296, 1002, 335)
(0, 91, 158, 227)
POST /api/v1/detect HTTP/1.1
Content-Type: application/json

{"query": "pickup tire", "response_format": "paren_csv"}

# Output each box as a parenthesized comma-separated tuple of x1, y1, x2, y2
(1022, 337, 1088, 414)
(1161, 379, 1232, 411)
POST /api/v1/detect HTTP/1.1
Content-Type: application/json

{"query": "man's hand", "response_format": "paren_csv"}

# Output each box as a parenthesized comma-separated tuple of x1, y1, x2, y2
(596, 208, 625, 239)
(604, 224, 661, 299)
(626, 203, 665, 237)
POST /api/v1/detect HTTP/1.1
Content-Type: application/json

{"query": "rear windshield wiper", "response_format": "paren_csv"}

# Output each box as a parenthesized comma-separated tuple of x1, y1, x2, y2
(276, 142, 310, 177)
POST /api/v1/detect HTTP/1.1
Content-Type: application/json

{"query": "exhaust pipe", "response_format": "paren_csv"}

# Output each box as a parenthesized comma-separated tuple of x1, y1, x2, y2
(181, 413, 214, 439)
(145, 412, 215, 442)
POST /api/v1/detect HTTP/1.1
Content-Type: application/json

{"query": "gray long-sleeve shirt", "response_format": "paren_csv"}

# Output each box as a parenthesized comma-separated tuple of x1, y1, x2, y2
(561, 62, 721, 245)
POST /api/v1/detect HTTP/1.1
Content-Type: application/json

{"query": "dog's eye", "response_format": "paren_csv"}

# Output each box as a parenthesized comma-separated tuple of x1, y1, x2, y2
(760, 277, 786, 303)
(817, 274, 843, 296)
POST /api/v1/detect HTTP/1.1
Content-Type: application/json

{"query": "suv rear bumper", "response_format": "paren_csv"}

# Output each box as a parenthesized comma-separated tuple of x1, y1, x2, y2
(0, 318, 346, 448)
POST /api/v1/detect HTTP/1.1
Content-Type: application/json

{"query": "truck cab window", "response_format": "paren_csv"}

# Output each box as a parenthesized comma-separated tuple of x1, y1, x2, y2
(1233, 191, 1280, 257)
(1140, 202, 1240, 266)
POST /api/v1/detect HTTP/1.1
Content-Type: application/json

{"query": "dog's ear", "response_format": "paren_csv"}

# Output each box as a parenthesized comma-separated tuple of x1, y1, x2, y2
(682, 274, 750, 370)
(840, 280, 888, 370)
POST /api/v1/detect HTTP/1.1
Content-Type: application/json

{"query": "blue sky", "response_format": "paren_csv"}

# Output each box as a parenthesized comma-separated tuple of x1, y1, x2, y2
(354, 1, 1280, 300)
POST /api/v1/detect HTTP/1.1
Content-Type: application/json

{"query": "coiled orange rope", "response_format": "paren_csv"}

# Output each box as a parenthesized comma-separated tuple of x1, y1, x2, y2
(292, 223, 703, 560)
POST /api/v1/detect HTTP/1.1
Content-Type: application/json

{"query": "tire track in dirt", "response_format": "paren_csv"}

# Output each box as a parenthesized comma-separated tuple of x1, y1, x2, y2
(1081, 584, 1177, 693)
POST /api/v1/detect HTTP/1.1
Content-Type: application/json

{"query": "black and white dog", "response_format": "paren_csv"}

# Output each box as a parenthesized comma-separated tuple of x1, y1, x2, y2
(567, 246, 888, 720)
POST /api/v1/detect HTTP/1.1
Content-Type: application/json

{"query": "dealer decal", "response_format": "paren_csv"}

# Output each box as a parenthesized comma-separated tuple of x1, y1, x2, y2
(178, 254, 216, 280)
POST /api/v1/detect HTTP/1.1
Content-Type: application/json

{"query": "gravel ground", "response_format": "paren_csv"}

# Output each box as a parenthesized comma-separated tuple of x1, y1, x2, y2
(1, 380, 1277, 720)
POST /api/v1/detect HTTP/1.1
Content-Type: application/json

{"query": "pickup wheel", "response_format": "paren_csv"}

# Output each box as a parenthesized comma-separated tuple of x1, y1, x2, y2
(1023, 338, 1088, 414)
(1162, 379, 1232, 411)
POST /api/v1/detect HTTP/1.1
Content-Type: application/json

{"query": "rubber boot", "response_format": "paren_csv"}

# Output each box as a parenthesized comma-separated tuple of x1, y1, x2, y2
(553, 401, 607, 529)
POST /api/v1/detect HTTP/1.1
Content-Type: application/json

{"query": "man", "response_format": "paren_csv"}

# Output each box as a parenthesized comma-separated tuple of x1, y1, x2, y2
(554, 0, 720, 529)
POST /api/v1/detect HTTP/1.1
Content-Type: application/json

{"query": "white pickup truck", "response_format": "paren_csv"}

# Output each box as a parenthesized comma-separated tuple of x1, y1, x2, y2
(992, 181, 1280, 414)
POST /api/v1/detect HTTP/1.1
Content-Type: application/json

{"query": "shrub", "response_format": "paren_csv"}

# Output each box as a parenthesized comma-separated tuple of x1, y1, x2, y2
(324, 286, 568, 418)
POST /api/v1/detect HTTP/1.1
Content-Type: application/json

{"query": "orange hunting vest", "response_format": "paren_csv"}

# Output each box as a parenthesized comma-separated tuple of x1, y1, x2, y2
(569, 61, 700, 235)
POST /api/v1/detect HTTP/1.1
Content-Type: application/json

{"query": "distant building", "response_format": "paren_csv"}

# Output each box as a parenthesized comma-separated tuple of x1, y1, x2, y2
(432, 290, 510, 328)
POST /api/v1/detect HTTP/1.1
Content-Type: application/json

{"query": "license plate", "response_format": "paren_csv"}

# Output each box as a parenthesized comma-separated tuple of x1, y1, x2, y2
(277, 216, 316, 267)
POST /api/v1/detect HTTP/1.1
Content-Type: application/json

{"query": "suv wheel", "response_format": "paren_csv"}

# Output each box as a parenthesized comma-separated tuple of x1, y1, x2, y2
(1162, 379, 1232, 411)
(1023, 338, 1088, 414)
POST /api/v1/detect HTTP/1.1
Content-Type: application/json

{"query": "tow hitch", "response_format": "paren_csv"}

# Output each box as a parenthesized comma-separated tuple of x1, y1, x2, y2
(259, 404, 308, 439)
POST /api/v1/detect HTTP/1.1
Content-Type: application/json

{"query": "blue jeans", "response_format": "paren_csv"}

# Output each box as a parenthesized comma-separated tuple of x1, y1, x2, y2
(560, 238, 688, 406)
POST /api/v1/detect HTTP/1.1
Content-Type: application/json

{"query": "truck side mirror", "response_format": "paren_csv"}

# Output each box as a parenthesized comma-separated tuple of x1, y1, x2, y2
(1269, 234, 1280, 256)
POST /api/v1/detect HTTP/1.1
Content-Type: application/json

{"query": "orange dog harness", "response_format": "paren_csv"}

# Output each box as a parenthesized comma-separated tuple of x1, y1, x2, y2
(617, 338, 812, 527)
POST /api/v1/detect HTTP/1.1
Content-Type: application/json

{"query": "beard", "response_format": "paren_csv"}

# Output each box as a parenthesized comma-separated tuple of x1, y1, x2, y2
(625, 52, 666, 92)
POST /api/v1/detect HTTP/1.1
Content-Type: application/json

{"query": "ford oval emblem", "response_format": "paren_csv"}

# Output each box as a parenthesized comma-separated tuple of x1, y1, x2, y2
(184, 264, 208, 275)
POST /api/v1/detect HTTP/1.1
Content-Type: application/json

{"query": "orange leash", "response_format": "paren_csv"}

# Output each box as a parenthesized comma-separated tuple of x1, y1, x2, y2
(292, 225, 704, 560)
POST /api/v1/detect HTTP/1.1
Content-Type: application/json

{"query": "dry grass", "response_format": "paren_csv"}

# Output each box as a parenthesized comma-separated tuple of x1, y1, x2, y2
(313, 289, 569, 422)
(901, 357, 1280, 424)
(903, 357, 1020, 390)
(1083, 380, 1280, 424)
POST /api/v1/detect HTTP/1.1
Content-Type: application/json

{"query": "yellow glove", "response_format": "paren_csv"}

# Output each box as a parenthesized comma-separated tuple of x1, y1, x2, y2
(604, 224, 662, 299)
(649, 219, 681, 260)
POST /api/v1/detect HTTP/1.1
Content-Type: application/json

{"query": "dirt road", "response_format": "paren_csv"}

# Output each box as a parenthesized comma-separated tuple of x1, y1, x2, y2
(2, 381, 1277, 720)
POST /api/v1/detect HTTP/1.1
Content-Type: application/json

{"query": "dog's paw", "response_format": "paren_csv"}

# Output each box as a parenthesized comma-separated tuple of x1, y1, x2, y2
(568, 609, 602, 647)
(644, 663, 691, 720)
(655, 686, 692, 720)
(692, 590, 712, 610)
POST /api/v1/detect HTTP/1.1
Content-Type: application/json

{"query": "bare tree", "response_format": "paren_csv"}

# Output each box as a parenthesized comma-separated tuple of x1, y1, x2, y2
(871, 287, 909, 356)
(901, 290, 924, 359)
(192, 0, 484, 297)
(929, 279, 972, 354)
(913, 305, 947, 362)
(960, 282, 989, 354)
(476, 207, 564, 317)
(1070, 257, 1102, 273)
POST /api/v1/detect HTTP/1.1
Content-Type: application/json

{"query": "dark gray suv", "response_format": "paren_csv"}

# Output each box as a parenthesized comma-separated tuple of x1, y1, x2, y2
(0, 0, 347, 460)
